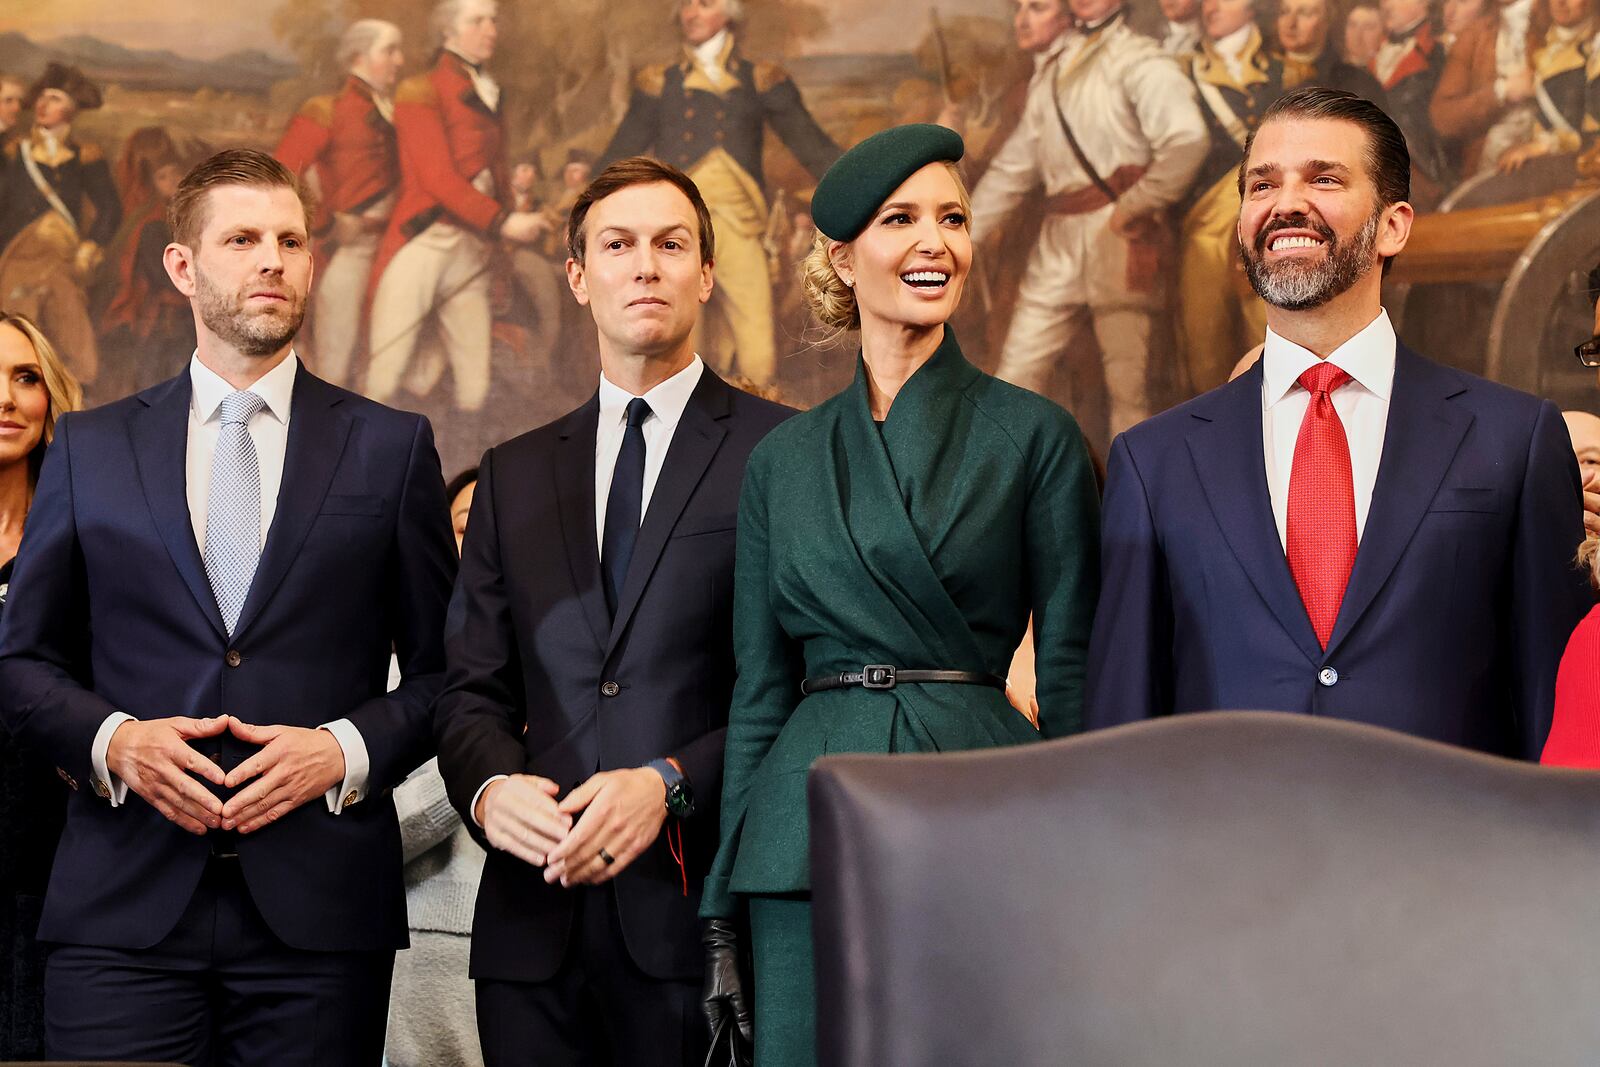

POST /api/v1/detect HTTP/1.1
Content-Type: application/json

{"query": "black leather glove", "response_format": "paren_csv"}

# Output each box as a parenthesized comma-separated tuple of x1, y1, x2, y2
(701, 917, 754, 1063)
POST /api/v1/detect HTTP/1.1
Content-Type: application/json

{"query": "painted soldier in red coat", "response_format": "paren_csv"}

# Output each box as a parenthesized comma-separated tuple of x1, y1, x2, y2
(276, 19, 405, 387)
(365, 0, 546, 413)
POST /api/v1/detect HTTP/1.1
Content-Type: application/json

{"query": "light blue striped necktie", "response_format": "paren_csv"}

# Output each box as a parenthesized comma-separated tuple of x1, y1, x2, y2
(203, 389, 267, 637)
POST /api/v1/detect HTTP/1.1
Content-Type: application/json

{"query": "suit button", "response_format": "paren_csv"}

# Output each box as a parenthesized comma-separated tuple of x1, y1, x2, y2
(683, 131, 695, 141)
(684, 107, 695, 118)
(225, 650, 242, 668)
(601, 681, 621, 698)
(56, 767, 78, 791)
(715, 130, 725, 141)
(1318, 666, 1339, 687)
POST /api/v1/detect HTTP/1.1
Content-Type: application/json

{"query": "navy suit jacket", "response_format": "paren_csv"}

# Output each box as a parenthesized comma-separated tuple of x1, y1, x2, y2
(0, 366, 456, 952)
(1086, 345, 1592, 757)
(434, 367, 791, 984)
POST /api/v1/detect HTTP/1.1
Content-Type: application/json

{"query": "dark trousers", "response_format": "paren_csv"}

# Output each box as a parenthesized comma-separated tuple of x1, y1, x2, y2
(475, 883, 706, 1067)
(44, 857, 393, 1067)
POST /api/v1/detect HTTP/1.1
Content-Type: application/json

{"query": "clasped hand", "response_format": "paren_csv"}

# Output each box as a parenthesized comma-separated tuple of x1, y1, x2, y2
(477, 768, 667, 888)
(106, 714, 346, 836)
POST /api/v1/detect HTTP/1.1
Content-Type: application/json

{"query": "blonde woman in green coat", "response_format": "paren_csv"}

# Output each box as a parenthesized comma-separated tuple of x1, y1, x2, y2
(699, 125, 1101, 1066)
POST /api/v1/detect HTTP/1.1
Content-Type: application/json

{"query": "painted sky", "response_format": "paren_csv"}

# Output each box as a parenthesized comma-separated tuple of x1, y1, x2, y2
(4, 0, 1010, 60)
(803, 0, 1006, 54)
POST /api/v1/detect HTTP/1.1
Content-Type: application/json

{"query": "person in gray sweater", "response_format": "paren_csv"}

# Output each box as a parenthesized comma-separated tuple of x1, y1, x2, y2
(385, 469, 485, 1067)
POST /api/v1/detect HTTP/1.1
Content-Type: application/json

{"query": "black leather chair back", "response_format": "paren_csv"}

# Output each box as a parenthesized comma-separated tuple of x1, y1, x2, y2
(808, 712, 1600, 1066)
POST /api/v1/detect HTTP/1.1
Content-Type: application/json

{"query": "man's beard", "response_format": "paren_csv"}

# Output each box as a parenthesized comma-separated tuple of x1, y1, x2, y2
(1242, 207, 1381, 312)
(195, 267, 305, 357)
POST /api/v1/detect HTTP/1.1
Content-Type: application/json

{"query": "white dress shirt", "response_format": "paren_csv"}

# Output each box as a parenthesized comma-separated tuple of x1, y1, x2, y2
(91, 352, 369, 813)
(470, 356, 705, 825)
(594, 355, 706, 550)
(1261, 310, 1397, 550)
(692, 29, 733, 88)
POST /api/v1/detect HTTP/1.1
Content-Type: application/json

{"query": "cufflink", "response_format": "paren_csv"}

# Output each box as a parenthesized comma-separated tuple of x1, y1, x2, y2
(344, 790, 360, 808)
(56, 767, 79, 791)
(93, 778, 111, 800)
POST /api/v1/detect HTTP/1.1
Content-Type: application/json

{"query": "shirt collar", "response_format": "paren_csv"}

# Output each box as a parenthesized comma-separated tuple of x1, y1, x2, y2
(189, 350, 298, 426)
(692, 29, 733, 68)
(597, 355, 705, 433)
(1262, 309, 1396, 409)
(1213, 22, 1257, 59)
(1033, 32, 1072, 71)
(444, 47, 483, 73)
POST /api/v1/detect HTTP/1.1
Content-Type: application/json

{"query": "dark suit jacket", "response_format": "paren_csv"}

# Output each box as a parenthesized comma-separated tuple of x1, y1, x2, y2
(435, 367, 791, 983)
(1085, 345, 1591, 757)
(0, 366, 456, 952)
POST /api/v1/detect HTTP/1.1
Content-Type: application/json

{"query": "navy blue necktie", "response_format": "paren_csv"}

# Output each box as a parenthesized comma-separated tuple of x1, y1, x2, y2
(602, 397, 652, 616)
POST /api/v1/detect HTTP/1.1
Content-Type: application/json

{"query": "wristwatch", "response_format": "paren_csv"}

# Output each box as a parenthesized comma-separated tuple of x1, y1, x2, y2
(648, 758, 695, 819)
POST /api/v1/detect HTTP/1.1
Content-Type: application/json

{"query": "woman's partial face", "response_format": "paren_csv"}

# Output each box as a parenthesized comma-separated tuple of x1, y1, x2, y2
(831, 163, 972, 334)
(0, 323, 49, 471)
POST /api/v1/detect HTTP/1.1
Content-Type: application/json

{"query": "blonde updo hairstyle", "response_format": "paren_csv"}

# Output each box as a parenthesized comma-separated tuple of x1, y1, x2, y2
(1580, 535, 1599, 591)
(800, 160, 973, 340)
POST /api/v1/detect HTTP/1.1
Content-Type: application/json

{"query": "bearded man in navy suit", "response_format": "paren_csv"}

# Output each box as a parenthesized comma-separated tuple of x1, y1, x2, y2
(0, 149, 455, 1064)
(1086, 88, 1591, 756)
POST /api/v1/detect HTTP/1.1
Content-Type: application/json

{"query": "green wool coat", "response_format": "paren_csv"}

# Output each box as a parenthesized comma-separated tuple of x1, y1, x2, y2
(701, 327, 1101, 917)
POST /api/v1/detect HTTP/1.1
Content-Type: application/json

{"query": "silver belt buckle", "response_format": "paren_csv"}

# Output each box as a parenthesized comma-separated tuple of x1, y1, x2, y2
(861, 665, 896, 690)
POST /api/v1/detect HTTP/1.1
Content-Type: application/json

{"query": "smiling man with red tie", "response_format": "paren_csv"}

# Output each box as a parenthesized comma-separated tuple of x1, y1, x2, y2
(1086, 87, 1592, 757)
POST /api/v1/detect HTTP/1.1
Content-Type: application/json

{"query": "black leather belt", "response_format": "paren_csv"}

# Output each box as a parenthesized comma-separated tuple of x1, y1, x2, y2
(800, 665, 1007, 696)
(210, 829, 240, 860)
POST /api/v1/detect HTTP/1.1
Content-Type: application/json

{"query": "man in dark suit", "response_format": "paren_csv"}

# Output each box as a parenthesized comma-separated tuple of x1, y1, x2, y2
(1087, 87, 1591, 757)
(0, 149, 456, 1063)
(434, 156, 790, 1065)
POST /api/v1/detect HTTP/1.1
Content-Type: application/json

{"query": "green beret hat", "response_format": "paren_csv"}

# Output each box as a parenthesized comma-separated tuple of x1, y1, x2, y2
(811, 123, 965, 241)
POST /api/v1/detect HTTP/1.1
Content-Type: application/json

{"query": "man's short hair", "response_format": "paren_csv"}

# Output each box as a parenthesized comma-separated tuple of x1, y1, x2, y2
(338, 19, 401, 67)
(671, 0, 745, 25)
(167, 149, 316, 248)
(432, 0, 494, 44)
(1239, 86, 1411, 207)
(565, 156, 716, 267)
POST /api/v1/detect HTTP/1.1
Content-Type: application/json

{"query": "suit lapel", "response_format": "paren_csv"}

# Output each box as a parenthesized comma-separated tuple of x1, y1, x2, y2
(605, 370, 731, 658)
(128, 373, 227, 641)
(555, 397, 611, 652)
(1186, 366, 1324, 664)
(1325, 346, 1472, 653)
(230, 368, 353, 642)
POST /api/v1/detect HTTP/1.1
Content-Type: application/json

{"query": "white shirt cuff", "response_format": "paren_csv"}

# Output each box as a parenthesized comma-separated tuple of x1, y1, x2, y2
(318, 718, 369, 813)
(91, 712, 135, 806)
(470, 775, 511, 828)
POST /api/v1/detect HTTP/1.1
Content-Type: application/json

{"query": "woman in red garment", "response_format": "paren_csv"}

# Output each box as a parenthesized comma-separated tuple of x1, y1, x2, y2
(1540, 534, 1600, 767)
(1540, 282, 1600, 768)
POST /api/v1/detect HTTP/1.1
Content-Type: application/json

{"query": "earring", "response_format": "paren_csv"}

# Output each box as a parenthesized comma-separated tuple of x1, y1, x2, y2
(842, 276, 854, 288)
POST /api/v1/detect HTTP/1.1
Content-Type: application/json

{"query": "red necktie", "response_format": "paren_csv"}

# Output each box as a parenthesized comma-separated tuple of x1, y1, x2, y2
(1286, 363, 1357, 649)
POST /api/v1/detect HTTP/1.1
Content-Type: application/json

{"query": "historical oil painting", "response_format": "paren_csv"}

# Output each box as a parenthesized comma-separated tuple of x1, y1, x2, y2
(2, 0, 1597, 474)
